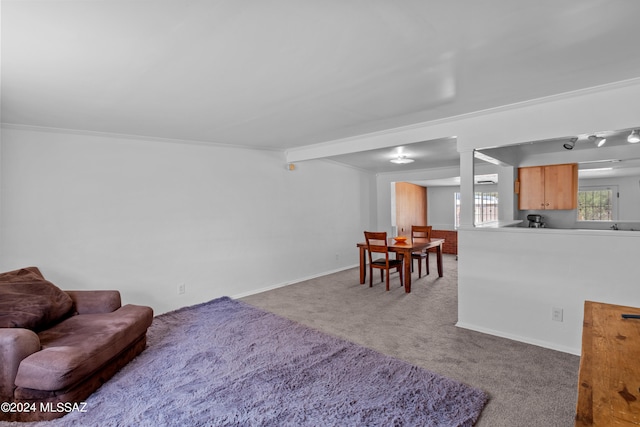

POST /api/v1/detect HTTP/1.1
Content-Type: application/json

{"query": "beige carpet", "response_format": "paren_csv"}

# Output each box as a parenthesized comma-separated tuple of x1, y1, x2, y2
(241, 254, 580, 427)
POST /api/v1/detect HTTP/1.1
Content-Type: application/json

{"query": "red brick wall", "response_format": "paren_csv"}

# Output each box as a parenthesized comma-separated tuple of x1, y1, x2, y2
(430, 230, 458, 255)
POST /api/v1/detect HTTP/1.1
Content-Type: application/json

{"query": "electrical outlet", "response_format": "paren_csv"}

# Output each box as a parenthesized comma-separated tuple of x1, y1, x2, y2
(178, 283, 186, 295)
(552, 307, 563, 322)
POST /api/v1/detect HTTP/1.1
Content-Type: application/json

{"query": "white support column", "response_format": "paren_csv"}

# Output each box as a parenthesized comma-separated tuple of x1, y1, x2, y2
(459, 149, 475, 227)
(498, 164, 516, 222)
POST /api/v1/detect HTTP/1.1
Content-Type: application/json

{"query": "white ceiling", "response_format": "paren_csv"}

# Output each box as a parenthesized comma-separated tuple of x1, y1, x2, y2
(323, 136, 459, 174)
(3, 0, 640, 161)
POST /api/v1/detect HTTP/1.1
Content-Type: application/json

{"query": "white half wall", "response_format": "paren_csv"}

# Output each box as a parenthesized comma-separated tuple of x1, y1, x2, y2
(458, 227, 640, 355)
(0, 127, 375, 314)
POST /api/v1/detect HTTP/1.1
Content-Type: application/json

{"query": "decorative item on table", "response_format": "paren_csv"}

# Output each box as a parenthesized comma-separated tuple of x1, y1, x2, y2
(393, 236, 408, 243)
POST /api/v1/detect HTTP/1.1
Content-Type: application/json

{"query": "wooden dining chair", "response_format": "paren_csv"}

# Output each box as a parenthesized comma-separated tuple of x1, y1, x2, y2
(364, 231, 403, 291)
(411, 225, 432, 278)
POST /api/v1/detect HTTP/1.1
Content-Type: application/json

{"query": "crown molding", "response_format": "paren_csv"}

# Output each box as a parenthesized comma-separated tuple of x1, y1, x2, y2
(0, 123, 284, 153)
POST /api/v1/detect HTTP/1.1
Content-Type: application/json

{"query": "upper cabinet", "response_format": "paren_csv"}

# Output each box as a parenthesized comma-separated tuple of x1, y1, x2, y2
(516, 163, 578, 210)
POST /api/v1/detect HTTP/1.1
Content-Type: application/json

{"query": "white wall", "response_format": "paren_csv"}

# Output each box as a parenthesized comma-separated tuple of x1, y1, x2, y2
(458, 227, 640, 354)
(0, 127, 375, 314)
(426, 186, 457, 230)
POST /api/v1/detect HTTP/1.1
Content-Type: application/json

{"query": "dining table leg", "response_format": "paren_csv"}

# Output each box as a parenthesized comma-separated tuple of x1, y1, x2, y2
(401, 248, 412, 293)
(436, 245, 443, 277)
(359, 246, 366, 284)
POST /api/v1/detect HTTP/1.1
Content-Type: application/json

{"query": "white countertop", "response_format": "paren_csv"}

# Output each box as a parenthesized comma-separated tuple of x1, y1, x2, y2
(459, 223, 640, 236)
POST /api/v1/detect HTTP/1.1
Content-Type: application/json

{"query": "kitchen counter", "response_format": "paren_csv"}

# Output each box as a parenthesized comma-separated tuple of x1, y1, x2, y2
(459, 224, 640, 236)
(471, 220, 522, 228)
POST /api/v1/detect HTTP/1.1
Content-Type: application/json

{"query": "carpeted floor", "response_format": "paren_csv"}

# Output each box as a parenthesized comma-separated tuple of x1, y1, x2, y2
(2, 295, 487, 426)
(241, 254, 581, 427)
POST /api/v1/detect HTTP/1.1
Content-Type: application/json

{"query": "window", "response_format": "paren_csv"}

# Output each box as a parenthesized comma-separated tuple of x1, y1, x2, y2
(455, 191, 499, 227)
(578, 186, 617, 221)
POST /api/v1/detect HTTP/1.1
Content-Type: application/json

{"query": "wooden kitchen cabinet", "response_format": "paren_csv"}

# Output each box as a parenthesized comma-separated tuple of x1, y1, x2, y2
(516, 163, 577, 210)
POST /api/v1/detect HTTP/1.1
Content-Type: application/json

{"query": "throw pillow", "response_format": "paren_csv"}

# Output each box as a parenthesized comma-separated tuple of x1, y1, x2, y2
(0, 266, 45, 283)
(0, 267, 74, 331)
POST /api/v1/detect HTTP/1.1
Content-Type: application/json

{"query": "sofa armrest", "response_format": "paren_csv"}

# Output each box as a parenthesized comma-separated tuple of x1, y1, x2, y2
(65, 290, 122, 314)
(0, 329, 40, 399)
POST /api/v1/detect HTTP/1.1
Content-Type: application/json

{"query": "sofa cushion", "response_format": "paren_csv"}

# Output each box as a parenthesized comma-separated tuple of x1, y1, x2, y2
(14, 304, 154, 391)
(0, 268, 74, 331)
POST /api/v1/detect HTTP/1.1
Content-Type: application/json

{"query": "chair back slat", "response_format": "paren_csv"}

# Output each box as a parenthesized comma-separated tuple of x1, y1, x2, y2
(364, 231, 389, 263)
(411, 225, 432, 242)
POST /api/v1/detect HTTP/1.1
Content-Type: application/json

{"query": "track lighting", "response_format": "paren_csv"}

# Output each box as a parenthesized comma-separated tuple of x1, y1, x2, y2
(628, 130, 640, 143)
(563, 137, 577, 150)
(589, 135, 606, 147)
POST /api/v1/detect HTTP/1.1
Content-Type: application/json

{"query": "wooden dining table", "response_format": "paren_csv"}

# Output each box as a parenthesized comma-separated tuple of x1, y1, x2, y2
(356, 237, 445, 293)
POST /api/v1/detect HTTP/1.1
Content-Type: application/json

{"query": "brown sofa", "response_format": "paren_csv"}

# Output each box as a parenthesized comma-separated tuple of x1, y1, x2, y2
(0, 267, 153, 422)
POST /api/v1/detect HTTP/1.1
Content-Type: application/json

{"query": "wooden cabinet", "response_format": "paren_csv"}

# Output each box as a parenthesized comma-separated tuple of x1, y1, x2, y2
(517, 166, 546, 210)
(395, 182, 427, 237)
(516, 163, 578, 210)
(576, 301, 640, 426)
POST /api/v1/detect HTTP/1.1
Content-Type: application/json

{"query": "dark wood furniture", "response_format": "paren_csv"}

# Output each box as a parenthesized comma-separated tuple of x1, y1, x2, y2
(363, 231, 404, 291)
(411, 225, 432, 278)
(575, 300, 640, 426)
(357, 237, 445, 293)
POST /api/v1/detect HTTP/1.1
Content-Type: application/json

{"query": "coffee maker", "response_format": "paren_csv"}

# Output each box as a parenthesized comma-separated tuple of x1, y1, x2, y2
(527, 214, 545, 228)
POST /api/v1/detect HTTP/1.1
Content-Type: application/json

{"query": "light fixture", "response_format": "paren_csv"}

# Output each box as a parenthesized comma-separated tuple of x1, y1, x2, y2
(581, 167, 613, 173)
(474, 151, 502, 165)
(579, 159, 621, 164)
(588, 135, 606, 147)
(628, 130, 640, 143)
(563, 137, 578, 150)
(390, 155, 414, 164)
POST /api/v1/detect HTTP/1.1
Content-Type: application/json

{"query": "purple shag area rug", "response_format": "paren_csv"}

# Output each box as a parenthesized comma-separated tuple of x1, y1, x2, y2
(23, 297, 488, 426)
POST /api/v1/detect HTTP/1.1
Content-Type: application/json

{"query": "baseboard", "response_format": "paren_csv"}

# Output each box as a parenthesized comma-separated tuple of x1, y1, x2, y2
(455, 321, 581, 356)
(231, 263, 359, 300)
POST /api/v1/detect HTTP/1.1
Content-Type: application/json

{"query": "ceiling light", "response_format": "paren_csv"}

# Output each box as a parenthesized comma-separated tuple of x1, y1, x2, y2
(588, 135, 606, 147)
(580, 159, 621, 164)
(390, 155, 414, 164)
(474, 151, 503, 165)
(579, 167, 613, 173)
(628, 130, 640, 143)
(578, 168, 615, 178)
(563, 137, 577, 150)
